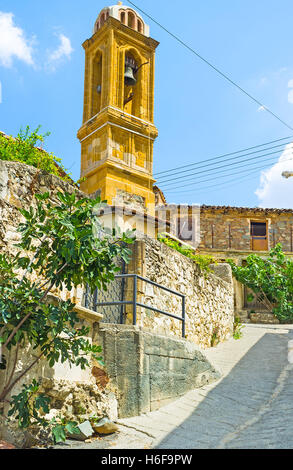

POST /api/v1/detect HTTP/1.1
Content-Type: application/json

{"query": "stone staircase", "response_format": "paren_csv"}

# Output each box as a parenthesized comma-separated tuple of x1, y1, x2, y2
(236, 310, 279, 325)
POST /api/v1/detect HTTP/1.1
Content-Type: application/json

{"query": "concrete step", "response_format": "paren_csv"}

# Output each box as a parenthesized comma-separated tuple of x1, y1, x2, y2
(250, 312, 279, 324)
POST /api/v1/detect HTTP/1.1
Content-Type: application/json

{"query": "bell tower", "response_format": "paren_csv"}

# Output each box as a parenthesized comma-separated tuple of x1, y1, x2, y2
(77, 2, 159, 215)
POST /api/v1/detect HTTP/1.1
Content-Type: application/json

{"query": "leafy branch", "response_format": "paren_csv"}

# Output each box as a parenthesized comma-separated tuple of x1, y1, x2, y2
(227, 244, 293, 323)
(0, 190, 135, 444)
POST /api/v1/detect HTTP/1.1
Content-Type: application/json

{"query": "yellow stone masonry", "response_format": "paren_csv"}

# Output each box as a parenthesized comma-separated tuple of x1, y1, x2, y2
(77, 12, 159, 216)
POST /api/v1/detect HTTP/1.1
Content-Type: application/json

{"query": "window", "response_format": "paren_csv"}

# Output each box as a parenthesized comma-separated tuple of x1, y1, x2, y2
(128, 12, 135, 29)
(120, 12, 125, 24)
(100, 13, 105, 27)
(137, 19, 142, 33)
(250, 221, 268, 251)
(251, 222, 266, 236)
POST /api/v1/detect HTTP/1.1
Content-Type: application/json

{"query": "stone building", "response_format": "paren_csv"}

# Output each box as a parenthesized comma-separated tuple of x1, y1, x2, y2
(173, 204, 293, 319)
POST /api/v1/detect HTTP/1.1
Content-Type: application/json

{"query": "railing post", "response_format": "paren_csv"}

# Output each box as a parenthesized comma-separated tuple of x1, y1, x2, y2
(84, 284, 89, 309)
(93, 287, 98, 311)
(133, 275, 137, 326)
(182, 296, 186, 338)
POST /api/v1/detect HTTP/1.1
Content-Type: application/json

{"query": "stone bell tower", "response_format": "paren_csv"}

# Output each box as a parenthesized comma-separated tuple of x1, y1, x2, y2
(77, 2, 159, 215)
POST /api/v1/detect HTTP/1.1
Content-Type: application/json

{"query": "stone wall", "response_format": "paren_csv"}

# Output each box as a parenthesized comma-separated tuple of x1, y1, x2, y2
(0, 161, 118, 446)
(0, 309, 118, 448)
(124, 237, 234, 348)
(199, 213, 251, 251)
(96, 324, 220, 418)
(197, 207, 293, 253)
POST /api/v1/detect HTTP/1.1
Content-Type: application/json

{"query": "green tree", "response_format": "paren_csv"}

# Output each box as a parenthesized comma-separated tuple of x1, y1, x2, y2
(0, 191, 135, 442)
(227, 244, 293, 323)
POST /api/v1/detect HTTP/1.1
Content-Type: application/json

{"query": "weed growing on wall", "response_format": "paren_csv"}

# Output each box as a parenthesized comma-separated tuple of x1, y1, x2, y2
(233, 316, 244, 340)
(157, 233, 216, 274)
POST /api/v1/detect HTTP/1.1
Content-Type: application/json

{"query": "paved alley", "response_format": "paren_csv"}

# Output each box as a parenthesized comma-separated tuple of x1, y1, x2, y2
(57, 324, 293, 450)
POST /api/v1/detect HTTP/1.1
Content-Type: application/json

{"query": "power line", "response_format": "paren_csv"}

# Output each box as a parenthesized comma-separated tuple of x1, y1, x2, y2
(156, 141, 293, 185)
(155, 136, 293, 179)
(128, 1, 293, 132)
(159, 146, 293, 189)
(165, 170, 262, 198)
(163, 152, 293, 192)
(165, 168, 267, 195)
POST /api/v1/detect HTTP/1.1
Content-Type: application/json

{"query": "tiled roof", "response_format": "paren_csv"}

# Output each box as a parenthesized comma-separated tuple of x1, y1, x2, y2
(200, 205, 293, 215)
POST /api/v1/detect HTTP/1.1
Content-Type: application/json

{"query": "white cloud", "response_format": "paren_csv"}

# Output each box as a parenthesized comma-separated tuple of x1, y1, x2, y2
(258, 105, 266, 112)
(255, 143, 293, 208)
(0, 12, 34, 67)
(47, 34, 73, 70)
(259, 77, 268, 86)
(288, 79, 293, 104)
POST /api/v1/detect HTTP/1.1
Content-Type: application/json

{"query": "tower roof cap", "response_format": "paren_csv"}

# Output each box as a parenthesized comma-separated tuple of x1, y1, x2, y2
(94, 4, 150, 37)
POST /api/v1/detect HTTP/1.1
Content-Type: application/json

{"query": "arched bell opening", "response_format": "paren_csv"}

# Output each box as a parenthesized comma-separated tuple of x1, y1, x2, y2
(91, 50, 103, 117)
(127, 11, 135, 29)
(100, 12, 106, 27)
(123, 50, 143, 119)
(120, 11, 126, 24)
(137, 19, 143, 34)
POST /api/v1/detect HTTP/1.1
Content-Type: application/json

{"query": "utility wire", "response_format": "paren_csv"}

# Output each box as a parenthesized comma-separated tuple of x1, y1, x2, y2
(157, 141, 293, 185)
(159, 146, 293, 189)
(165, 168, 267, 195)
(155, 135, 293, 177)
(162, 155, 292, 191)
(163, 152, 293, 194)
(128, 1, 293, 132)
(166, 171, 262, 198)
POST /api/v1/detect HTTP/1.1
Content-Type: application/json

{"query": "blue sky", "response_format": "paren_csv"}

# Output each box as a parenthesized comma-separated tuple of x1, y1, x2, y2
(1, 1, 293, 208)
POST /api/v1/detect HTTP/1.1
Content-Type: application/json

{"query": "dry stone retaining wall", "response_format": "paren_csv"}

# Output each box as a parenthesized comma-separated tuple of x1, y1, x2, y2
(126, 237, 234, 348)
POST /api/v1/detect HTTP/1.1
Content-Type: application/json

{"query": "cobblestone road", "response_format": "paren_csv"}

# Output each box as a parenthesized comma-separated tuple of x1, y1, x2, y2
(56, 324, 293, 450)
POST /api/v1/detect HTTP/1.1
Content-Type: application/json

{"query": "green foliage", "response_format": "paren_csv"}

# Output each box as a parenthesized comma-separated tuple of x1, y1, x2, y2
(210, 325, 220, 347)
(157, 233, 216, 274)
(0, 126, 71, 182)
(8, 380, 49, 429)
(8, 380, 80, 443)
(0, 190, 135, 444)
(227, 244, 293, 323)
(16, 191, 135, 292)
(233, 316, 243, 340)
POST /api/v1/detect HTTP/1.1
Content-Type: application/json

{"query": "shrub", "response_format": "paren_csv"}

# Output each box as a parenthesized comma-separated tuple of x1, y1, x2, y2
(157, 233, 216, 274)
(0, 126, 71, 182)
(227, 244, 293, 323)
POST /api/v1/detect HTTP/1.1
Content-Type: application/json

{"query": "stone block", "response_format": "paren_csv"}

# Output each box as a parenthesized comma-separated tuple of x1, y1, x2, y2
(98, 324, 220, 418)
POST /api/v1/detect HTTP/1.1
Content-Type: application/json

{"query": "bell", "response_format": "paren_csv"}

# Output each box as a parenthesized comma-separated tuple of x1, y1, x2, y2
(124, 66, 136, 86)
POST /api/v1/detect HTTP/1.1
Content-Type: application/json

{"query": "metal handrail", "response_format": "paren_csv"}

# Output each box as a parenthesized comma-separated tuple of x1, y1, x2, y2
(94, 274, 186, 338)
